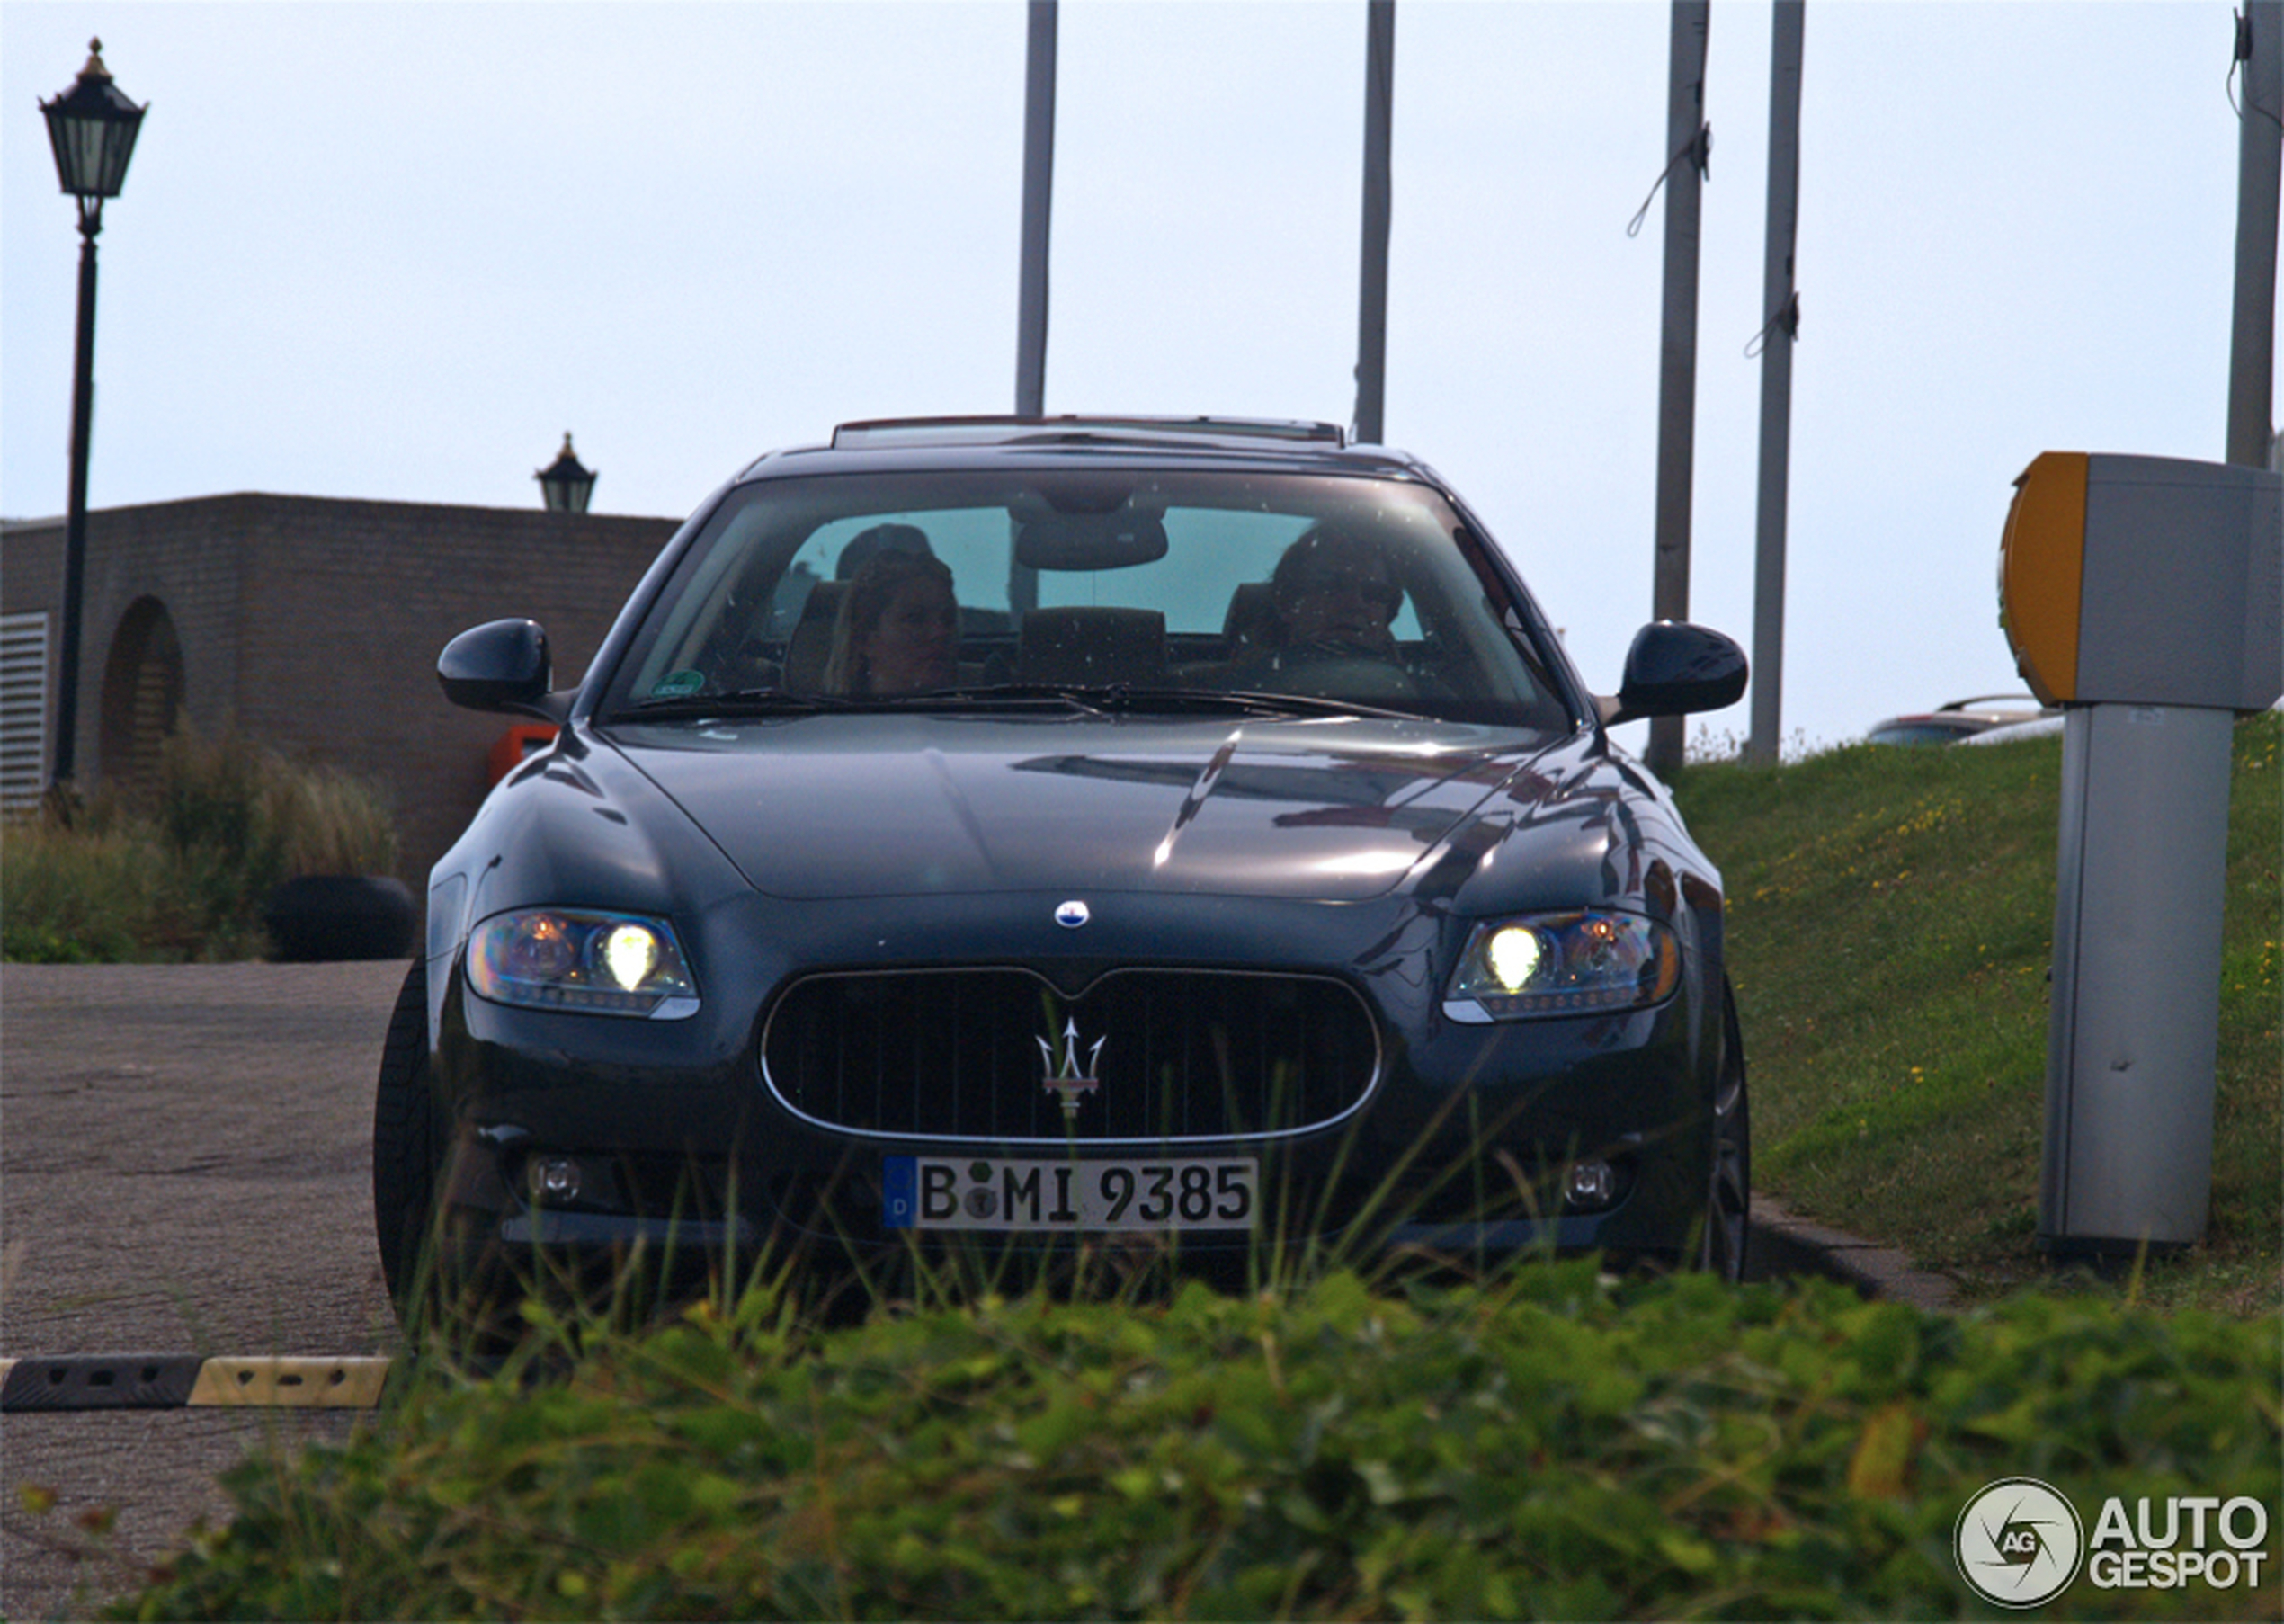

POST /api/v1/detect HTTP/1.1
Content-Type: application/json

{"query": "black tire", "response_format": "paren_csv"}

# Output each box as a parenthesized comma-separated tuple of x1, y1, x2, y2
(371, 959, 444, 1320)
(266, 875, 416, 962)
(1698, 978, 1752, 1282)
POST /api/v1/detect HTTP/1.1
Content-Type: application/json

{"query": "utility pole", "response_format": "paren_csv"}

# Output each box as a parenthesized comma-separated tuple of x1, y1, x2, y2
(1647, 1, 1710, 776)
(1353, 0, 1396, 445)
(1745, 1, 1803, 764)
(1015, 0, 1057, 418)
(2227, 0, 2280, 470)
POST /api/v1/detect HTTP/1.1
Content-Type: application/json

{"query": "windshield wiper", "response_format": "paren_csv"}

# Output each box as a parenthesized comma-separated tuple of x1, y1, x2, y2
(1210, 688, 1427, 721)
(614, 683, 1425, 724)
(612, 689, 855, 721)
(895, 684, 1430, 720)
(613, 686, 1116, 722)
(927, 683, 1322, 718)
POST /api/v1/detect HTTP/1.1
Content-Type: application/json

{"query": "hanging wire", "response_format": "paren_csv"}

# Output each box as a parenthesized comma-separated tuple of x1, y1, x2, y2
(2229, 8, 2247, 117)
(1745, 290, 1801, 359)
(2231, 6, 2284, 130)
(2229, 7, 2248, 117)
(1627, 122, 1713, 237)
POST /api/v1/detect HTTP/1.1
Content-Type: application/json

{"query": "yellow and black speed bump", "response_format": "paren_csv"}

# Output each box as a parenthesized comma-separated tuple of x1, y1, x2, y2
(0, 1356, 392, 1411)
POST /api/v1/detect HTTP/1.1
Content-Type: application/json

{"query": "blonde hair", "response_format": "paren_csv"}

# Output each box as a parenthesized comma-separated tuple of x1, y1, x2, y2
(819, 549, 956, 694)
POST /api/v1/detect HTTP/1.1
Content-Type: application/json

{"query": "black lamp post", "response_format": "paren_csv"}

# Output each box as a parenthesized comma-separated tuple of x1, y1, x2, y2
(40, 40, 147, 790)
(535, 433, 597, 513)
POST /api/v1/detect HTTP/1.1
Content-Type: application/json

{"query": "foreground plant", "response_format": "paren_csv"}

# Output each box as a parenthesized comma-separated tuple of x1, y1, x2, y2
(114, 1266, 2279, 1622)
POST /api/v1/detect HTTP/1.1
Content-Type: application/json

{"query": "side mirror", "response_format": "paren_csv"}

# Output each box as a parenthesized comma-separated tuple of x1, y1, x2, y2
(1596, 621, 1748, 726)
(438, 619, 565, 720)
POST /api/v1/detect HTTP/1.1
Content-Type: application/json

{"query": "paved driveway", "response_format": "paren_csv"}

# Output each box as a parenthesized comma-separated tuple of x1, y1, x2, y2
(2, 960, 406, 1620)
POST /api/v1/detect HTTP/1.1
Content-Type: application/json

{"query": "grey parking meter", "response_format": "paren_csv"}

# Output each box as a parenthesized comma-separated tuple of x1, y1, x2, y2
(1999, 451, 2283, 1256)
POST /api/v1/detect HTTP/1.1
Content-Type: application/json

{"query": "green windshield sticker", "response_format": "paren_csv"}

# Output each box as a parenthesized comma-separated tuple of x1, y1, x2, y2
(651, 669, 707, 700)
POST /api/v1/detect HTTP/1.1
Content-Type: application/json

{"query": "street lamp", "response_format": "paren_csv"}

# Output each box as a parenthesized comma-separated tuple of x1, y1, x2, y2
(40, 40, 147, 790)
(535, 433, 596, 513)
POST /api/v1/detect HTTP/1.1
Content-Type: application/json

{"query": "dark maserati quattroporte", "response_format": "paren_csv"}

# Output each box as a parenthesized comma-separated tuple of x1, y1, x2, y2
(373, 415, 1752, 1322)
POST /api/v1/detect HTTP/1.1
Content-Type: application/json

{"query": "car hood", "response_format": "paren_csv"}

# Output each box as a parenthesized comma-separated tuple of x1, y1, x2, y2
(605, 713, 1572, 903)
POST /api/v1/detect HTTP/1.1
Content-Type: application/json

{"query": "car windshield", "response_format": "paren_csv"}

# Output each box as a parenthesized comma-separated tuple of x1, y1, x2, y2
(601, 468, 1577, 732)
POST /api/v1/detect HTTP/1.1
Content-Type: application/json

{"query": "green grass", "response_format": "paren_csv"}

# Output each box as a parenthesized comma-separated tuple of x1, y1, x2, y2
(1673, 712, 2281, 1316)
(1, 729, 399, 963)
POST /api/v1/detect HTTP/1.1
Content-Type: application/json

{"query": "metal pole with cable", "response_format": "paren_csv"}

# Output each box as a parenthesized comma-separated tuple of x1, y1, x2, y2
(1745, 1, 1803, 765)
(1646, 1, 1710, 776)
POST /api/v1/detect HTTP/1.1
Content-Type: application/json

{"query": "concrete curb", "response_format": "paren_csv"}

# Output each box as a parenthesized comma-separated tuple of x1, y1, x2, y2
(1749, 1194, 1960, 1312)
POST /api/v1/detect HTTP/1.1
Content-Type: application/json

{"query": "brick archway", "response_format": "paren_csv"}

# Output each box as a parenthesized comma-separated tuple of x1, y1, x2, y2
(100, 596, 184, 800)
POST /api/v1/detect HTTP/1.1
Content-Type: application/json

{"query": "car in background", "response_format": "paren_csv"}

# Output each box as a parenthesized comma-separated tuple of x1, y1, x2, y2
(374, 415, 1753, 1327)
(1865, 694, 2055, 746)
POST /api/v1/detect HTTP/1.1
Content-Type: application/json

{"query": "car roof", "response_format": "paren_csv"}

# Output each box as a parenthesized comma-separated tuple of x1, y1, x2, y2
(832, 415, 1350, 451)
(1932, 694, 2044, 716)
(731, 415, 1440, 484)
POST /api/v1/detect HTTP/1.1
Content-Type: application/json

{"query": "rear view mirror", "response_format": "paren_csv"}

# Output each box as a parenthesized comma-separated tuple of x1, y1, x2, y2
(438, 619, 566, 720)
(1014, 510, 1171, 571)
(1597, 621, 1748, 726)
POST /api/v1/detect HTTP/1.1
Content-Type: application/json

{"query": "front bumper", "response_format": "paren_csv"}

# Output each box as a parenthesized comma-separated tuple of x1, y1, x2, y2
(428, 937, 1720, 1289)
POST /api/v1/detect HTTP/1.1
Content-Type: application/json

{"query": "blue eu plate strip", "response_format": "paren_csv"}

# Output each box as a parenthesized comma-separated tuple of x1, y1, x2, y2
(881, 1156, 916, 1229)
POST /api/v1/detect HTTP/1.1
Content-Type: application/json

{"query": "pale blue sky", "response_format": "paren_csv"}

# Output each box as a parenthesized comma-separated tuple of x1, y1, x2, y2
(3, 2, 2266, 754)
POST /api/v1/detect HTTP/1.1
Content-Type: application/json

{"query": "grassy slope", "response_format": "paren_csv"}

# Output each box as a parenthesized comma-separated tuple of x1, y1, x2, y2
(1672, 712, 2280, 1316)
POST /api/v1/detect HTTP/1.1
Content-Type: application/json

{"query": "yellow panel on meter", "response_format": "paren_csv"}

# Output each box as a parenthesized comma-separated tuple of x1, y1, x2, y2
(1997, 451, 2087, 706)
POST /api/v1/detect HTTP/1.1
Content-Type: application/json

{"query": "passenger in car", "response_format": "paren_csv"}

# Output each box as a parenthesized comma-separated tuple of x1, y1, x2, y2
(1223, 526, 1404, 665)
(821, 549, 959, 695)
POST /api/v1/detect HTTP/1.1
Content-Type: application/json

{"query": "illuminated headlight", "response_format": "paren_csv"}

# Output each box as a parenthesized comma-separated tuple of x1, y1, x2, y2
(468, 909, 699, 1018)
(1444, 911, 1681, 1021)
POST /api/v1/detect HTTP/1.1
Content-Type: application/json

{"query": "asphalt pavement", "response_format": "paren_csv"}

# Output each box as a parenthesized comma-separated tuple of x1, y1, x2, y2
(0, 959, 1956, 1620)
(2, 960, 404, 1620)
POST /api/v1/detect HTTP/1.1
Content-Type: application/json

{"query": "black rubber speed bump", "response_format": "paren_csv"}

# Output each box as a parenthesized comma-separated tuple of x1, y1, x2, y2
(0, 1355, 206, 1411)
(189, 1357, 391, 1407)
(1, 1356, 392, 1411)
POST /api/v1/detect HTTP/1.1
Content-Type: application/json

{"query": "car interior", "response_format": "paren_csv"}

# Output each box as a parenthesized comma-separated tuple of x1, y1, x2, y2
(610, 477, 1578, 733)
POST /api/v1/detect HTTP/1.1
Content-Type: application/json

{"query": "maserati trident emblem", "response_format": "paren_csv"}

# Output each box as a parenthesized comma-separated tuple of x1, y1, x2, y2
(1039, 1017, 1105, 1119)
(1054, 899, 1091, 928)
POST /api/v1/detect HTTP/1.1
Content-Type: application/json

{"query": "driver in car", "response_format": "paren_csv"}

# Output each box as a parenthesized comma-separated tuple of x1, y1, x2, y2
(1209, 525, 1440, 706)
(1267, 526, 1404, 656)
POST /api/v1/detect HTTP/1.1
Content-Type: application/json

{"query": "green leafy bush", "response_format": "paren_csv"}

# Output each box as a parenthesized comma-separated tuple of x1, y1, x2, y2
(114, 1268, 2280, 1621)
(1, 730, 399, 962)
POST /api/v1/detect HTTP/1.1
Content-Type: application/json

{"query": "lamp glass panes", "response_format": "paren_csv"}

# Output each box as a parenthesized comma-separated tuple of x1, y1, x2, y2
(42, 41, 145, 203)
(537, 434, 597, 513)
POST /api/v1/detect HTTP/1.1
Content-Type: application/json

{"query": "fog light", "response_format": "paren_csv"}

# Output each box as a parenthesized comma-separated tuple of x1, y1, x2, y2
(527, 1156, 584, 1205)
(1564, 1158, 1618, 1209)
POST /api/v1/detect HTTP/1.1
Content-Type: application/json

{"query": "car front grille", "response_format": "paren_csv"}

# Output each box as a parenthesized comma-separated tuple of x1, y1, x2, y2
(761, 968, 1379, 1143)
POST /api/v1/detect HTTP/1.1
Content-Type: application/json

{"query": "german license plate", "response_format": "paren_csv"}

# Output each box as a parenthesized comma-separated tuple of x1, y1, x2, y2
(882, 1156, 1257, 1233)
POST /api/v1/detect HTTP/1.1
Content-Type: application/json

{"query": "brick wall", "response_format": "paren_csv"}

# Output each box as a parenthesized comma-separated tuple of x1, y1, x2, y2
(2, 495, 682, 885)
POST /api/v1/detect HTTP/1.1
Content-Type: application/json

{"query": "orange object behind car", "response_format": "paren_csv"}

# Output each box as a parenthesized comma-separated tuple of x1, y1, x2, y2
(487, 724, 557, 784)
